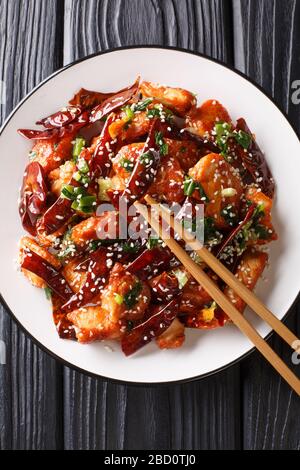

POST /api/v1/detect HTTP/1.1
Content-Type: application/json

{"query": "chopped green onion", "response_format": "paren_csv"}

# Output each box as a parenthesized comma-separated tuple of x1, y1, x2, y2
(155, 131, 169, 156)
(173, 269, 188, 289)
(134, 98, 153, 111)
(122, 241, 141, 254)
(215, 122, 251, 155)
(147, 108, 160, 119)
(254, 224, 270, 240)
(44, 287, 52, 300)
(78, 195, 96, 206)
(73, 137, 86, 160)
(124, 106, 134, 121)
(214, 122, 232, 155)
(234, 129, 251, 149)
(124, 282, 142, 309)
(183, 177, 209, 201)
(77, 158, 89, 174)
(88, 239, 119, 251)
(197, 182, 209, 202)
(73, 171, 82, 182)
(71, 200, 80, 210)
(79, 206, 94, 214)
(183, 177, 196, 197)
(146, 236, 160, 249)
(114, 293, 124, 305)
(61, 184, 75, 200)
(139, 151, 154, 167)
(215, 122, 232, 137)
(252, 203, 265, 222)
(119, 157, 134, 172)
(73, 186, 85, 196)
(77, 195, 97, 213)
(81, 175, 90, 185)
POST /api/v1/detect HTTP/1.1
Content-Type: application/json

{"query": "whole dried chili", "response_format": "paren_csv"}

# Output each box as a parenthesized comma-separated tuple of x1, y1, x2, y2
(19, 162, 48, 236)
(216, 204, 255, 258)
(121, 118, 164, 203)
(89, 78, 140, 123)
(121, 299, 180, 356)
(18, 111, 90, 140)
(21, 249, 73, 301)
(234, 118, 275, 198)
(36, 105, 83, 129)
(126, 246, 173, 280)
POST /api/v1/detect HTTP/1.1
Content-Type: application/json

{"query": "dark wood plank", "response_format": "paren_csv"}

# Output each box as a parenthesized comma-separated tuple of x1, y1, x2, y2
(64, 0, 233, 63)
(233, 0, 300, 450)
(0, 0, 64, 449)
(63, 0, 240, 451)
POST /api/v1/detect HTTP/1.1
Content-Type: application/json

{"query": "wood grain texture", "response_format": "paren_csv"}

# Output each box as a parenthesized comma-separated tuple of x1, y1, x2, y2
(233, 0, 300, 450)
(233, 0, 300, 127)
(64, 0, 233, 63)
(62, 0, 240, 451)
(0, 0, 64, 449)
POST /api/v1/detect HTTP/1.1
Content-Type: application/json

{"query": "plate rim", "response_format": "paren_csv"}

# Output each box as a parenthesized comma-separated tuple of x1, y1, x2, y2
(1, 44, 299, 386)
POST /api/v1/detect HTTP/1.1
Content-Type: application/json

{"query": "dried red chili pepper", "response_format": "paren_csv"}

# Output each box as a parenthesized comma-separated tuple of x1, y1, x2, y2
(89, 113, 118, 178)
(121, 299, 179, 356)
(126, 246, 173, 280)
(19, 162, 48, 236)
(216, 204, 255, 258)
(61, 247, 110, 312)
(21, 249, 73, 301)
(18, 111, 89, 140)
(51, 293, 77, 340)
(36, 197, 73, 236)
(121, 118, 164, 203)
(158, 120, 220, 153)
(69, 88, 115, 109)
(235, 118, 275, 198)
(89, 78, 139, 123)
(36, 105, 83, 129)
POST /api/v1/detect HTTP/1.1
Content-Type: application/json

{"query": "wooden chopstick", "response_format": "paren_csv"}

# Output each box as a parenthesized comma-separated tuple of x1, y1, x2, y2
(134, 199, 300, 396)
(144, 194, 299, 351)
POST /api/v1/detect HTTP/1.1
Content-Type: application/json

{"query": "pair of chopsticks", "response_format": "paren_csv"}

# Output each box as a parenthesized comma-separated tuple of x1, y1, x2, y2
(134, 195, 300, 395)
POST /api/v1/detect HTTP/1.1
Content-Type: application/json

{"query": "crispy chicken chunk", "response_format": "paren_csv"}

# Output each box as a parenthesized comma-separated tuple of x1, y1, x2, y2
(244, 186, 277, 243)
(224, 249, 268, 313)
(189, 153, 243, 229)
(48, 160, 76, 197)
(101, 263, 151, 321)
(70, 211, 119, 247)
(186, 99, 231, 138)
(140, 82, 196, 116)
(67, 305, 122, 343)
(30, 134, 74, 174)
(67, 263, 151, 343)
(156, 318, 185, 349)
(149, 154, 185, 203)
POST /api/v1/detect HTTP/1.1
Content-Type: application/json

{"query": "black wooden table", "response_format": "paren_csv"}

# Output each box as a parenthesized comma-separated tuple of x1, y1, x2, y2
(0, 0, 299, 450)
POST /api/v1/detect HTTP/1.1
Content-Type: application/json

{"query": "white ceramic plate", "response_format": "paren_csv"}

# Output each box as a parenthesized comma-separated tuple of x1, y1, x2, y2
(0, 47, 299, 384)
